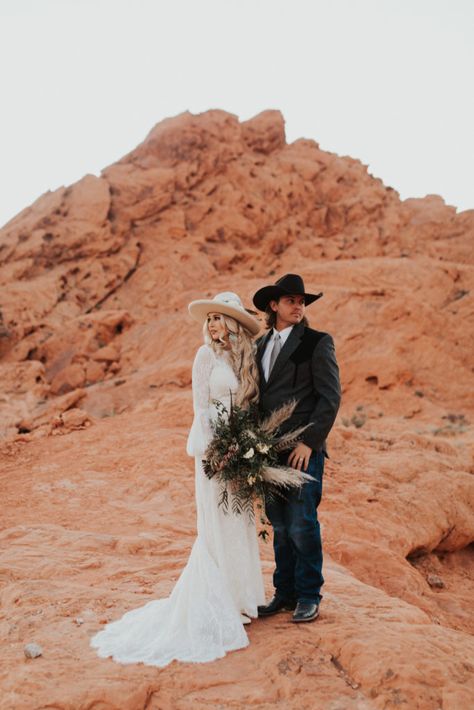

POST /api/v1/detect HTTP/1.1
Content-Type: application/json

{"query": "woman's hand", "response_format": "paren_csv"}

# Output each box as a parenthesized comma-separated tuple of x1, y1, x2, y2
(288, 443, 312, 472)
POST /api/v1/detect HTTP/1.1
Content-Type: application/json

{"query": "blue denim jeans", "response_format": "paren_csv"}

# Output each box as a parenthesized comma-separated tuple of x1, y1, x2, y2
(265, 451, 324, 604)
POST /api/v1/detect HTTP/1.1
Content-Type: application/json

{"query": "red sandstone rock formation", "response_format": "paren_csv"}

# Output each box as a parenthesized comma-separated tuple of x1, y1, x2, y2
(0, 110, 473, 709)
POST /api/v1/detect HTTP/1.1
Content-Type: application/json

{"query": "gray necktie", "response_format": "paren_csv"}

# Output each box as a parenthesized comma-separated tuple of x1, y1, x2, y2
(268, 332, 282, 378)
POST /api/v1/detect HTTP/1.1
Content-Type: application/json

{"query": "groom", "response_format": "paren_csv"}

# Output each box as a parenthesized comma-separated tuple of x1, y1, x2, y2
(253, 274, 341, 622)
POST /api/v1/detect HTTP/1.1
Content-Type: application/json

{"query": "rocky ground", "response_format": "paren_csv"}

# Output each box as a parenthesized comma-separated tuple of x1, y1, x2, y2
(0, 110, 473, 709)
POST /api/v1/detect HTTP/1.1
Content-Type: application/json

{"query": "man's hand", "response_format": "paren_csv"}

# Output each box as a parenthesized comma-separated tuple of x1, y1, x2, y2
(288, 442, 312, 472)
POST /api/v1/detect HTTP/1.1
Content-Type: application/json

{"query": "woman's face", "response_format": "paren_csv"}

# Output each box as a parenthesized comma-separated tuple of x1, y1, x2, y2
(207, 312, 228, 342)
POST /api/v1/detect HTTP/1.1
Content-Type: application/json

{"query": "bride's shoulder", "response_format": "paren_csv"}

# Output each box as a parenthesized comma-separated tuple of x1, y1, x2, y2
(193, 344, 216, 366)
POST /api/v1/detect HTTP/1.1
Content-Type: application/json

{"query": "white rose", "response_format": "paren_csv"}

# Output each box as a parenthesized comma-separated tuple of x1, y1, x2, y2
(256, 443, 270, 454)
(243, 447, 255, 459)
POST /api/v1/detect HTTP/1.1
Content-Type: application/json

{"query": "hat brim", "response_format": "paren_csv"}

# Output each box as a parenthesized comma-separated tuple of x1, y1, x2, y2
(253, 286, 323, 312)
(188, 300, 261, 335)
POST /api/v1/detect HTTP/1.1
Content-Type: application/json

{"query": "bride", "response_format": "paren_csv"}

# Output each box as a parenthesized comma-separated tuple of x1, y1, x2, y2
(90, 292, 265, 666)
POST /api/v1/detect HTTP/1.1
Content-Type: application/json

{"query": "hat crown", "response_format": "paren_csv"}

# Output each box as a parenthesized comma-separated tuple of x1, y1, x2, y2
(275, 274, 305, 293)
(210, 292, 245, 312)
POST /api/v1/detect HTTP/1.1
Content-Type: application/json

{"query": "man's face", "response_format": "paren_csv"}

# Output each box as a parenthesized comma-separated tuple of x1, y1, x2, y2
(270, 295, 306, 327)
(207, 312, 227, 341)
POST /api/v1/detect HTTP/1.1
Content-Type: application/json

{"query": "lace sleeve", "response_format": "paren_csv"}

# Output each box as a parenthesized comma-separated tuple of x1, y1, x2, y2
(186, 345, 215, 457)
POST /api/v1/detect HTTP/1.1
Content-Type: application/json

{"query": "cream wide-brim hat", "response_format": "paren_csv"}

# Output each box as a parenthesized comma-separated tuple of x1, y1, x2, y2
(188, 292, 261, 335)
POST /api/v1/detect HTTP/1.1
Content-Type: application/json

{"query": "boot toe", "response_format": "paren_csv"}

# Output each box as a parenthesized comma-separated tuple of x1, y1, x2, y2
(292, 601, 320, 622)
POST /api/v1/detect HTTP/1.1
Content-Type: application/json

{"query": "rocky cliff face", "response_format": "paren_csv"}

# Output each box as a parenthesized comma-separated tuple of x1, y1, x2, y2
(1, 110, 473, 709)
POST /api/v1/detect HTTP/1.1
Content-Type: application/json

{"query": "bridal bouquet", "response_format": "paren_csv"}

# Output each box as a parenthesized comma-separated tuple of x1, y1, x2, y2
(203, 397, 310, 521)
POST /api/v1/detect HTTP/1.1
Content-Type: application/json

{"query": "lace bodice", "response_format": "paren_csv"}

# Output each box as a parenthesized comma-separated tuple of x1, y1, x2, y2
(186, 345, 238, 457)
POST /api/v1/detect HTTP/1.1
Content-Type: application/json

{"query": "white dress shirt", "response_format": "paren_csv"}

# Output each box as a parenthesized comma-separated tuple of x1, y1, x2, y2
(262, 326, 294, 381)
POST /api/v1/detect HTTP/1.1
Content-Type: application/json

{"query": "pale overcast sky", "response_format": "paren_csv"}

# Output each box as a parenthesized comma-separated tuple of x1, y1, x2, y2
(0, 0, 473, 228)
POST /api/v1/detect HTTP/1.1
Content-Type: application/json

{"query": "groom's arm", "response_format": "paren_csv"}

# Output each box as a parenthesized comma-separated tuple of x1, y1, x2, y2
(301, 334, 341, 451)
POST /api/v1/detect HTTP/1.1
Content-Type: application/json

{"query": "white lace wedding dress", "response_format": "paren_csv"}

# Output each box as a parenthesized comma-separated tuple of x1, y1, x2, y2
(90, 344, 265, 666)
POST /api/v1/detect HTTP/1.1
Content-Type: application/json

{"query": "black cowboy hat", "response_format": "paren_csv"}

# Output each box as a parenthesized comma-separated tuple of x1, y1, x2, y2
(252, 273, 323, 312)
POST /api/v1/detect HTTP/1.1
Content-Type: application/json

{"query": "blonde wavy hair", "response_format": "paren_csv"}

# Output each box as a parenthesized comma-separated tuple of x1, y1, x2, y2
(203, 314, 259, 407)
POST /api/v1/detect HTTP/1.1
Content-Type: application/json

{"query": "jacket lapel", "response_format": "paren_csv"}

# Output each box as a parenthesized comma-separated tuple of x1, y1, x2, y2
(264, 322, 304, 388)
(256, 330, 272, 384)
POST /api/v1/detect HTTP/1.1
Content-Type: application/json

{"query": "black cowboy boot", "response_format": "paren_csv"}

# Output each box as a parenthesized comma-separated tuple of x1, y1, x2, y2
(257, 595, 297, 617)
(292, 600, 320, 623)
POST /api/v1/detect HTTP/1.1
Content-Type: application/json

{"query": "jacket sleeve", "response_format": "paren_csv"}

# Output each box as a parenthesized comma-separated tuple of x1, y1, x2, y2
(301, 334, 341, 451)
(186, 345, 215, 457)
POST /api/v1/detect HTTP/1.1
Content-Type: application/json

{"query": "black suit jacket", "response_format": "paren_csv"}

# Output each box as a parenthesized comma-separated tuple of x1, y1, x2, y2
(256, 322, 341, 453)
